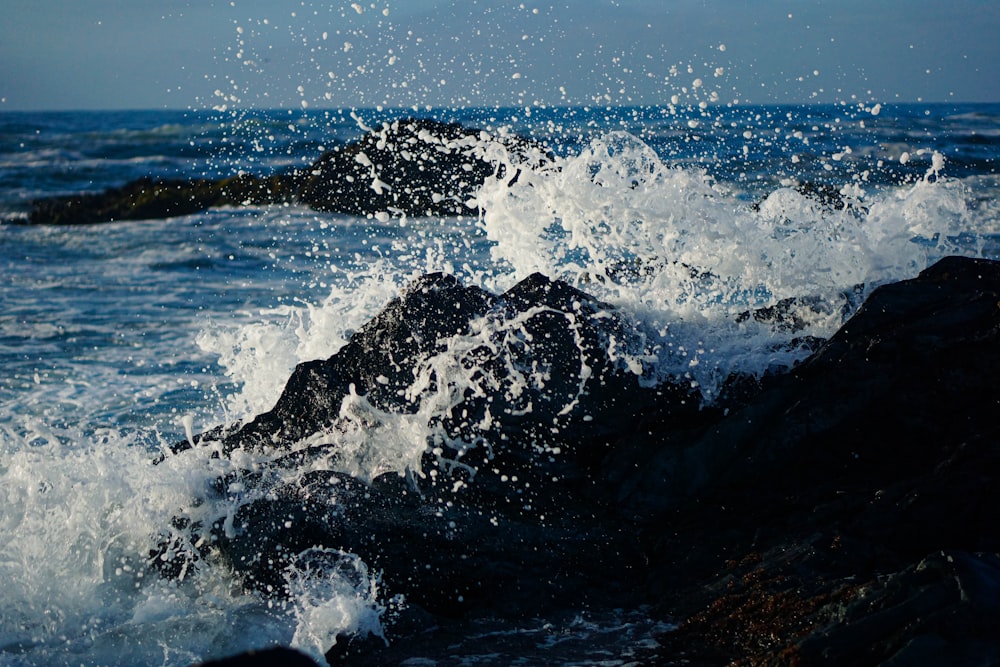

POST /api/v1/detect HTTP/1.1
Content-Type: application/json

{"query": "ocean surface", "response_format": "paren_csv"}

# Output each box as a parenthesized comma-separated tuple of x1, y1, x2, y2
(1, 103, 999, 665)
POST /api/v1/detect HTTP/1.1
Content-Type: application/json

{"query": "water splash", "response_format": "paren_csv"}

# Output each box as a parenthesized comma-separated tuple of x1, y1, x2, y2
(285, 548, 387, 661)
(2, 107, 995, 665)
(473, 131, 973, 390)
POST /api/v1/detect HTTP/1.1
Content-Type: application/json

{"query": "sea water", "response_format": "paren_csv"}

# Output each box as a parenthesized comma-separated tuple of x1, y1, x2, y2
(1, 104, 998, 664)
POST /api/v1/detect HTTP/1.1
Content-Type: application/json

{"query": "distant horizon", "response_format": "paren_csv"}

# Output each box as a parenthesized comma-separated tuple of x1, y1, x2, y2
(3, 101, 999, 116)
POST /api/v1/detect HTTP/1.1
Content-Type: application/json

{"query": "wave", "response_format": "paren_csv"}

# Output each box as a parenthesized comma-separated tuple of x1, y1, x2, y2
(203, 129, 987, 410)
(1, 110, 997, 665)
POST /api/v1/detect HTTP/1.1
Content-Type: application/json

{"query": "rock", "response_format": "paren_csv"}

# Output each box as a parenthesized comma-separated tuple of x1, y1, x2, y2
(645, 255, 1000, 664)
(207, 467, 644, 618)
(192, 647, 320, 667)
(297, 117, 539, 217)
(199, 271, 497, 455)
(20, 118, 543, 224)
(159, 256, 1000, 665)
(324, 630, 392, 665)
(793, 551, 1000, 667)
(176, 270, 673, 464)
(25, 177, 221, 225)
(159, 270, 667, 619)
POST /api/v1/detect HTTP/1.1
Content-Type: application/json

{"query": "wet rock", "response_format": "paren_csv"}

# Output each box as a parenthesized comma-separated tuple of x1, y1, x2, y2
(735, 284, 864, 334)
(161, 269, 665, 618)
(161, 256, 1000, 665)
(200, 271, 497, 456)
(794, 551, 1000, 667)
(297, 117, 539, 217)
(192, 647, 320, 667)
(26, 177, 222, 225)
(646, 255, 1000, 664)
(178, 270, 671, 465)
(209, 467, 644, 618)
(21, 118, 543, 224)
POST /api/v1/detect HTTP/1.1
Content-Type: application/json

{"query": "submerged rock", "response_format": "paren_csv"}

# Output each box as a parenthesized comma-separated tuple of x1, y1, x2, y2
(22, 172, 299, 225)
(20, 118, 544, 224)
(161, 256, 1000, 665)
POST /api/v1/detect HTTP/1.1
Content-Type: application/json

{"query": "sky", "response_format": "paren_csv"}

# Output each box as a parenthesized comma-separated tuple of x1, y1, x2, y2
(2, 0, 998, 111)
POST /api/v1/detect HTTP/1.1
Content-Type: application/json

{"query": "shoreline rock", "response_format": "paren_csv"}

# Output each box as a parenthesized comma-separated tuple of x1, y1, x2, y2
(647, 255, 1000, 664)
(162, 270, 664, 621)
(169, 255, 1000, 665)
(17, 118, 544, 225)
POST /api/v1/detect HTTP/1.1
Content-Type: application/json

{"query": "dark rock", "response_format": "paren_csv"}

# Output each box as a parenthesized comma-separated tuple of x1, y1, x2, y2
(646, 255, 1000, 664)
(324, 630, 390, 665)
(177, 270, 672, 464)
(297, 117, 539, 217)
(793, 550, 1000, 666)
(159, 269, 665, 620)
(20, 118, 543, 224)
(203, 271, 497, 455)
(160, 256, 1000, 665)
(192, 646, 319, 667)
(735, 284, 865, 334)
(209, 467, 644, 618)
(26, 177, 217, 225)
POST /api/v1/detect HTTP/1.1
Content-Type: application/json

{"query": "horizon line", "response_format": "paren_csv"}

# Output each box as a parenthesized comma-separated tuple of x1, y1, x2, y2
(3, 100, 999, 114)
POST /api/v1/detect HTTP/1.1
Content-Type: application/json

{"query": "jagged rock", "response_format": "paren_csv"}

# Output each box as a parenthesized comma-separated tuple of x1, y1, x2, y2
(20, 118, 543, 224)
(176, 270, 673, 464)
(296, 117, 535, 217)
(160, 270, 667, 618)
(160, 256, 1000, 665)
(645, 255, 1000, 664)
(200, 271, 497, 455)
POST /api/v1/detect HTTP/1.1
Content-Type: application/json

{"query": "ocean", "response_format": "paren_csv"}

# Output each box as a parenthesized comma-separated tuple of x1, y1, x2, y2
(1, 103, 999, 665)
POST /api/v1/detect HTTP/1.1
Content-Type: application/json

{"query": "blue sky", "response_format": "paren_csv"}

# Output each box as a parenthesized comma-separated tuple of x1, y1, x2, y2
(2, 0, 998, 111)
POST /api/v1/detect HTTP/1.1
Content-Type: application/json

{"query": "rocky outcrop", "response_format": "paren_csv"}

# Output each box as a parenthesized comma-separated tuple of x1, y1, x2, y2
(162, 270, 672, 620)
(22, 174, 295, 225)
(167, 256, 1000, 666)
(646, 255, 1000, 665)
(21, 118, 542, 224)
(295, 118, 533, 217)
(172, 270, 671, 459)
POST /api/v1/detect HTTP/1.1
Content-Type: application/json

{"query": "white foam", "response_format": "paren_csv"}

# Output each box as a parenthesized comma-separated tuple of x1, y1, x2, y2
(286, 548, 387, 661)
(471, 130, 983, 395)
(0, 419, 386, 665)
(3, 116, 992, 665)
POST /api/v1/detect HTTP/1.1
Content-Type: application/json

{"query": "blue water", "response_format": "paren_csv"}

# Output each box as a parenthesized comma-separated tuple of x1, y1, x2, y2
(0, 104, 998, 665)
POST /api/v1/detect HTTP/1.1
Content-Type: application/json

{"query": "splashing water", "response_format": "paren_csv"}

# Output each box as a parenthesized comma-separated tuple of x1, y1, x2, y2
(285, 549, 388, 660)
(1, 103, 997, 665)
(467, 132, 981, 396)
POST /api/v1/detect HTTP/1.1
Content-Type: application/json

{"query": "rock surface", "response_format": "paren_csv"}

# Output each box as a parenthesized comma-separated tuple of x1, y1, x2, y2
(646, 255, 1000, 665)
(170, 256, 1000, 666)
(20, 118, 542, 224)
(194, 647, 320, 667)
(164, 270, 666, 621)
